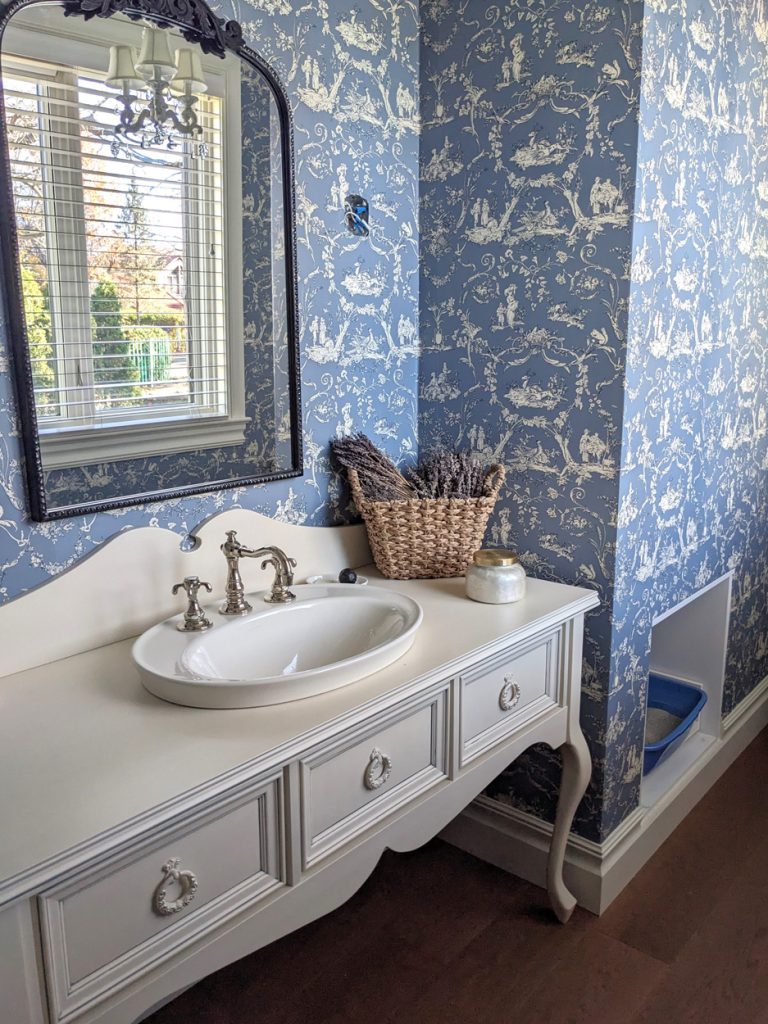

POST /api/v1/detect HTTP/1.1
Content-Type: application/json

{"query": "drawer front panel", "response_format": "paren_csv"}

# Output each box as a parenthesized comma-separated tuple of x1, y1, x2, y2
(460, 629, 561, 766)
(301, 686, 449, 867)
(41, 775, 283, 1020)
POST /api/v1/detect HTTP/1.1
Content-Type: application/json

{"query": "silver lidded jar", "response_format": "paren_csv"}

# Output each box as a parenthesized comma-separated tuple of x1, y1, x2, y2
(465, 548, 526, 604)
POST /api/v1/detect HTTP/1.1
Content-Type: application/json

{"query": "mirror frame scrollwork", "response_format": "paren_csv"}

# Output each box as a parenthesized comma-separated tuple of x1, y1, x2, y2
(0, 0, 302, 520)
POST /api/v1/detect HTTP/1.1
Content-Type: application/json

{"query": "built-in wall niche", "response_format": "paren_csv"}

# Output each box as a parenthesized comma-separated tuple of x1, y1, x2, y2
(640, 573, 732, 810)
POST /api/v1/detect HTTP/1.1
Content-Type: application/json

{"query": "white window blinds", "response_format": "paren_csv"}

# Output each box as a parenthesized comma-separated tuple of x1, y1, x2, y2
(4, 56, 229, 435)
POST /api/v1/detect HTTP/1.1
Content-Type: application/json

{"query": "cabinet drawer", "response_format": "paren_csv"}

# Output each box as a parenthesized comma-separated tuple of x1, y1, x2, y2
(40, 775, 283, 1021)
(459, 629, 562, 766)
(301, 685, 449, 867)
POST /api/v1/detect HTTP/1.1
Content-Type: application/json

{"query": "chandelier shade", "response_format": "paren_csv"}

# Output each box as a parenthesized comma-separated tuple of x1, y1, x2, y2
(171, 48, 207, 94)
(135, 26, 175, 81)
(105, 44, 142, 89)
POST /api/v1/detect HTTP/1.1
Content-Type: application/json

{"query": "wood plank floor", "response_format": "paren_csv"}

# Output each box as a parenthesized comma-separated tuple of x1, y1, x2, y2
(147, 729, 768, 1024)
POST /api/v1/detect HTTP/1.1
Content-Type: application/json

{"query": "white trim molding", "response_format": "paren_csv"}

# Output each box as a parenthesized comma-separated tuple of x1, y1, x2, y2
(39, 414, 250, 469)
(441, 672, 768, 915)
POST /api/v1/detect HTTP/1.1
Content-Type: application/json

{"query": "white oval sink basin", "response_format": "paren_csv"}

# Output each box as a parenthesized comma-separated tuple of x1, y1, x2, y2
(133, 584, 423, 709)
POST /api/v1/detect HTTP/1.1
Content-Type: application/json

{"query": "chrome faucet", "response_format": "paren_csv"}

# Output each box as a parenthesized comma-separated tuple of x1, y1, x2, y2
(220, 530, 297, 615)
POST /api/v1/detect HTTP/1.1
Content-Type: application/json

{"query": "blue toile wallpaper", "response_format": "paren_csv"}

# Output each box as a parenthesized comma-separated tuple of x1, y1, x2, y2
(605, 0, 768, 835)
(0, 0, 421, 600)
(420, 0, 768, 843)
(419, 0, 644, 842)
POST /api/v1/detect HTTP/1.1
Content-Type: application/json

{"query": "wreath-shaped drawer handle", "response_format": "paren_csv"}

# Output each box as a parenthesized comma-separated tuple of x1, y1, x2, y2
(364, 747, 392, 791)
(153, 857, 199, 917)
(499, 677, 522, 712)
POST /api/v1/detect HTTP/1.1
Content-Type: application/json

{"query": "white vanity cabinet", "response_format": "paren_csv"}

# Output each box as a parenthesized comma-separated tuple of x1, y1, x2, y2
(0, 571, 598, 1024)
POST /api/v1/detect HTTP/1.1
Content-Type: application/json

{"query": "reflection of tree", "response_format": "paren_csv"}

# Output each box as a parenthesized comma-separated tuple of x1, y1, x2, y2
(100, 179, 164, 320)
(6, 100, 48, 275)
(7, 84, 115, 281)
(21, 266, 56, 411)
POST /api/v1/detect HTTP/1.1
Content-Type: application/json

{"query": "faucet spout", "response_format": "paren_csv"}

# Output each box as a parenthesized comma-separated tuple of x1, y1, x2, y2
(260, 549, 297, 604)
(220, 531, 298, 615)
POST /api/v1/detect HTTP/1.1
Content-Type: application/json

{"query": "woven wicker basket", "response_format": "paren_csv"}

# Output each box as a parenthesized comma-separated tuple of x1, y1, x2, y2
(347, 464, 505, 580)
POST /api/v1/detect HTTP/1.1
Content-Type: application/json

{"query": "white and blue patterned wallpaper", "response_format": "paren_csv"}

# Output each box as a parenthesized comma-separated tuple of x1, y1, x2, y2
(606, 0, 768, 836)
(0, 0, 421, 601)
(419, 0, 644, 842)
(420, 0, 768, 843)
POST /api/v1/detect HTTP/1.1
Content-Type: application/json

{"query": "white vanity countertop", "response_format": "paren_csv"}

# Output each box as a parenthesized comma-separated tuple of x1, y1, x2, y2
(0, 572, 598, 896)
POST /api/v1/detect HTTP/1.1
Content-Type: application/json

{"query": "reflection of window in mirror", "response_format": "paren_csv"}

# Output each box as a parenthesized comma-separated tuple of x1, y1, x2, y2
(3, 10, 246, 468)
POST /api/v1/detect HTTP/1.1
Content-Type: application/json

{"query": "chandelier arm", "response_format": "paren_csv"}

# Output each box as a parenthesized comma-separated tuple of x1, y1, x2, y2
(177, 94, 202, 136)
(148, 80, 200, 138)
(112, 84, 200, 144)
(115, 104, 154, 137)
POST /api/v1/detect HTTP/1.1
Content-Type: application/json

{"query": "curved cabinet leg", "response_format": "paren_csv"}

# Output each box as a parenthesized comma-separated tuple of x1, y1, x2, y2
(547, 728, 592, 923)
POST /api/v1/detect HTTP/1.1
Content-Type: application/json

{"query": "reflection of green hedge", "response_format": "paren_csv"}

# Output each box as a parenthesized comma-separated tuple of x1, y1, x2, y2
(22, 267, 56, 411)
(91, 280, 139, 386)
(125, 326, 172, 383)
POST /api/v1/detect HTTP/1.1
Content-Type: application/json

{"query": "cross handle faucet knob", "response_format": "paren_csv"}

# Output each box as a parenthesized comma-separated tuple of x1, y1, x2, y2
(172, 576, 214, 632)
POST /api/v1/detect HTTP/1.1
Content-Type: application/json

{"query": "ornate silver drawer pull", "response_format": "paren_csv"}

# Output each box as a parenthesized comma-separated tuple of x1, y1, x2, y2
(364, 747, 392, 791)
(499, 676, 522, 712)
(153, 857, 199, 917)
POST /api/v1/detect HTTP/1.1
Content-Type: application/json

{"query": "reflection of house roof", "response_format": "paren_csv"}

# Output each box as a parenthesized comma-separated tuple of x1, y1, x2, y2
(156, 253, 184, 312)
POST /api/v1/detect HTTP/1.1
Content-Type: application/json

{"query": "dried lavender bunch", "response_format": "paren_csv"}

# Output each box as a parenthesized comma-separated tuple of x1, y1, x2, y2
(406, 448, 487, 499)
(332, 434, 488, 502)
(331, 433, 416, 501)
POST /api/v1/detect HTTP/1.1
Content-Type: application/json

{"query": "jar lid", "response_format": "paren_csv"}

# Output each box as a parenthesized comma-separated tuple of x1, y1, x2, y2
(473, 548, 520, 567)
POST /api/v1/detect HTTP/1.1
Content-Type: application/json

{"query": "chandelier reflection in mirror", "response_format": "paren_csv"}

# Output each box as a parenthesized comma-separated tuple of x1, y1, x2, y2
(106, 26, 208, 154)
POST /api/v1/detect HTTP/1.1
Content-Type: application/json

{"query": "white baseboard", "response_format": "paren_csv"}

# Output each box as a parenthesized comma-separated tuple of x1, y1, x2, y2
(440, 674, 768, 914)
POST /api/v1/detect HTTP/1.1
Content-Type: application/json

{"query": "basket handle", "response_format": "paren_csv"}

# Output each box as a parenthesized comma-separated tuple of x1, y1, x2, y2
(346, 467, 367, 510)
(482, 463, 506, 499)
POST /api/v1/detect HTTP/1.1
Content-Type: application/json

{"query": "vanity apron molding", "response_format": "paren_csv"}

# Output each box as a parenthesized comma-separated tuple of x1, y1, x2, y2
(0, 564, 597, 1024)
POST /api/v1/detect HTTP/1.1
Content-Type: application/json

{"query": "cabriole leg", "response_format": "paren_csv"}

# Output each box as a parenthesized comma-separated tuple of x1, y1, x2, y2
(547, 728, 592, 923)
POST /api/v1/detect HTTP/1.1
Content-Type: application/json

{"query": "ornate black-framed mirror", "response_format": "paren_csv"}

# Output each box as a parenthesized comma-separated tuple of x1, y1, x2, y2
(0, 0, 302, 521)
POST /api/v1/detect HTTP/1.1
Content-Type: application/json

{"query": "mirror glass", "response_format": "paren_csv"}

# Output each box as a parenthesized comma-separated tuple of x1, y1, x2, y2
(0, 2, 300, 519)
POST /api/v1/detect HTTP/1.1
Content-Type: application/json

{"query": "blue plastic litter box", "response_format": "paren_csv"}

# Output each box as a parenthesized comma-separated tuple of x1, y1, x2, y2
(643, 673, 708, 775)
